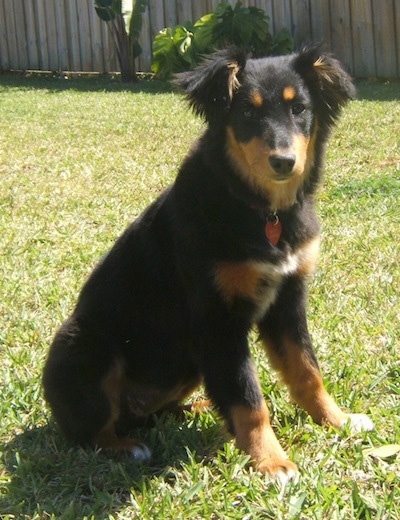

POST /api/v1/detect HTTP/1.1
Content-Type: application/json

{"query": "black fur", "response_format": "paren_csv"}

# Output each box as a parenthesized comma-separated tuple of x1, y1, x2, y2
(43, 44, 358, 475)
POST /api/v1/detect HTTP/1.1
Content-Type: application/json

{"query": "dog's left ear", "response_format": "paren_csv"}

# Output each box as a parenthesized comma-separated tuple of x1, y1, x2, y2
(294, 44, 356, 126)
(175, 47, 246, 122)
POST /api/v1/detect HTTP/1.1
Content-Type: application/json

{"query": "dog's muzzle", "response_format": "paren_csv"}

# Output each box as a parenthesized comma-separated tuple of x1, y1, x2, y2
(269, 153, 296, 180)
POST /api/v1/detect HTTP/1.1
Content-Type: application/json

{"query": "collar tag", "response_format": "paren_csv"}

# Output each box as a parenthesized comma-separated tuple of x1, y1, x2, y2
(265, 213, 282, 245)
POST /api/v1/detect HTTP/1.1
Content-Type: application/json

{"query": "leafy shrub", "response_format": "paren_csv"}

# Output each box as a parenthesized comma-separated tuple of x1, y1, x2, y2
(152, 1, 294, 79)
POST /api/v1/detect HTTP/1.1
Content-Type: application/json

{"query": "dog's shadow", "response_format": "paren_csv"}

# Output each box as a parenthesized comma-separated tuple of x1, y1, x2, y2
(1, 412, 225, 518)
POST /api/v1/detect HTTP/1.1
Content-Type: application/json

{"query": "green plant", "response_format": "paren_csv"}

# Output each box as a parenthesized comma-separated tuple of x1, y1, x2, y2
(151, 24, 198, 81)
(152, 1, 294, 79)
(94, 0, 148, 82)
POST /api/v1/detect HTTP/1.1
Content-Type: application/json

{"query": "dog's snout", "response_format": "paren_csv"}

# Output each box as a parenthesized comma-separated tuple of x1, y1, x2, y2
(269, 154, 296, 176)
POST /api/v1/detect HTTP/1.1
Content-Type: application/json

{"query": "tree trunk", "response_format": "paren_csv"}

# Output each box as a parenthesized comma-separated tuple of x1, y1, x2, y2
(112, 15, 137, 83)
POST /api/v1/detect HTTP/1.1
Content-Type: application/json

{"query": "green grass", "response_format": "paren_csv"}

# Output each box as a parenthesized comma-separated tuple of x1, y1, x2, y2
(0, 74, 399, 519)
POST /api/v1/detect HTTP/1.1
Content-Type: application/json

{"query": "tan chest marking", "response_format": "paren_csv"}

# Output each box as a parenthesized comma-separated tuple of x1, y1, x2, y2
(214, 236, 320, 312)
(296, 235, 320, 276)
(214, 262, 263, 302)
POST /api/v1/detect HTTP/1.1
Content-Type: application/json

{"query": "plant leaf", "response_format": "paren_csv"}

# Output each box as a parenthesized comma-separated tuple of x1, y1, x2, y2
(94, 0, 116, 22)
(363, 444, 400, 459)
(193, 13, 217, 53)
(288, 492, 307, 518)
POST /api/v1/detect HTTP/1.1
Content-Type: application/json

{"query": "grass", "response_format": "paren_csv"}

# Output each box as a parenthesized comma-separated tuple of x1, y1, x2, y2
(0, 73, 399, 519)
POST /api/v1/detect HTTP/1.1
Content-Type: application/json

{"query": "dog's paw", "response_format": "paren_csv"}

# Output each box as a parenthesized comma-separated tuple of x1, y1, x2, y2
(274, 464, 300, 489)
(258, 458, 299, 488)
(343, 414, 374, 433)
(131, 443, 152, 463)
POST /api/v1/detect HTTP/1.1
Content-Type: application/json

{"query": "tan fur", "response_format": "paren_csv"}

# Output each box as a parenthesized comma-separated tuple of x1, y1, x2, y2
(227, 62, 241, 100)
(94, 361, 133, 450)
(282, 86, 297, 102)
(214, 261, 263, 303)
(263, 338, 348, 427)
(295, 236, 321, 276)
(214, 238, 320, 316)
(250, 90, 264, 107)
(313, 57, 350, 106)
(231, 403, 298, 475)
(226, 127, 314, 210)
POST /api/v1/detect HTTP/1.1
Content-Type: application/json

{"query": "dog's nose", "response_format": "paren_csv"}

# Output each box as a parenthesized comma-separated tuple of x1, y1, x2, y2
(269, 154, 296, 176)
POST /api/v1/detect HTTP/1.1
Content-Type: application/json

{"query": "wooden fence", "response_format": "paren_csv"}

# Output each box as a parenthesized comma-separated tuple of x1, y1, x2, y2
(0, 0, 399, 78)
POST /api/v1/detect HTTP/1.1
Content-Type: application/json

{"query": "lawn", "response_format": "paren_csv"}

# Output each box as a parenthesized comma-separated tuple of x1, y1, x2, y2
(0, 73, 399, 519)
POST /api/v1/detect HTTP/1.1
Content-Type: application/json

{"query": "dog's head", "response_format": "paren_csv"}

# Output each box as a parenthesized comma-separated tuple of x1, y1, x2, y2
(176, 44, 355, 209)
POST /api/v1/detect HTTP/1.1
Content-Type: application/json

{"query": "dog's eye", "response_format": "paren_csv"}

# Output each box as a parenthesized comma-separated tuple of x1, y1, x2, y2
(243, 108, 257, 119)
(291, 103, 306, 115)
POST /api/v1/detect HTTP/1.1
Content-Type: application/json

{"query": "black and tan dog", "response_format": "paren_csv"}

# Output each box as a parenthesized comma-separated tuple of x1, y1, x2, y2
(43, 44, 373, 483)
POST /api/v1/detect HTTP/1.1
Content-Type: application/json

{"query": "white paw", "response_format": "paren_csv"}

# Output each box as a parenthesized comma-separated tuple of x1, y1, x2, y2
(274, 467, 299, 489)
(131, 443, 152, 463)
(343, 414, 374, 433)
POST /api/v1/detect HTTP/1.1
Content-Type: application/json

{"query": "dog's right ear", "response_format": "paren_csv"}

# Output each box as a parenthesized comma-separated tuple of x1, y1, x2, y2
(175, 47, 246, 122)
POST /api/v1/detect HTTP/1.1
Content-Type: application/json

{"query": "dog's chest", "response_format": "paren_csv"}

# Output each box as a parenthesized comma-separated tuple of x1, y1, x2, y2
(213, 236, 320, 320)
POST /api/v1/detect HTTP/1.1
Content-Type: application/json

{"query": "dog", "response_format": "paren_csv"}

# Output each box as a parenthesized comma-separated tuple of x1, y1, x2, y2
(43, 44, 373, 484)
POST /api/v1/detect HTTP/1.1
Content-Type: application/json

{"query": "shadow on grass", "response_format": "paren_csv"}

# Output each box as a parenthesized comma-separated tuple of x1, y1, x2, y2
(355, 79, 400, 101)
(0, 414, 224, 519)
(0, 71, 173, 95)
(2, 73, 399, 100)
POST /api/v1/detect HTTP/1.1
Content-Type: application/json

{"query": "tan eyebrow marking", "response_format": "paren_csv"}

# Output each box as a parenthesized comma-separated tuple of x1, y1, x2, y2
(250, 90, 264, 108)
(282, 86, 297, 102)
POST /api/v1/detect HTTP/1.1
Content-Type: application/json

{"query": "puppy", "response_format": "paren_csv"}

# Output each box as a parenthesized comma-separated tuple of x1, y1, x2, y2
(43, 44, 373, 483)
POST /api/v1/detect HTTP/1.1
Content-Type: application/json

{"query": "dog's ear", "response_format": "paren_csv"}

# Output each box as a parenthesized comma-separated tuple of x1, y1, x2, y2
(175, 47, 246, 122)
(294, 44, 356, 126)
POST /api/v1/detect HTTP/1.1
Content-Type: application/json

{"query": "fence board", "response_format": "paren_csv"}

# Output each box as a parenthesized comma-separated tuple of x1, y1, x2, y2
(89, 3, 104, 73)
(177, 0, 193, 25)
(0, 1, 9, 70)
(396, 0, 400, 76)
(329, 0, 354, 74)
(309, 0, 331, 49)
(149, 0, 165, 34)
(13, 0, 28, 69)
(192, 1, 205, 22)
(23, 0, 39, 69)
(45, 0, 59, 71)
(261, 0, 274, 33)
(372, 0, 398, 77)
(66, 0, 81, 70)
(35, 0, 50, 70)
(3, 0, 18, 68)
(273, 0, 293, 33)
(207, 0, 221, 10)
(351, 0, 376, 77)
(55, 0, 70, 70)
(77, 1, 92, 71)
(0, 0, 399, 77)
(291, 0, 311, 46)
(163, 0, 178, 28)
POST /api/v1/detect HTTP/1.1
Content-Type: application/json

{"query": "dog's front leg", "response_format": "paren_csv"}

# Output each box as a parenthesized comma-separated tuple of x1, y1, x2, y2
(258, 275, 374, 432)
(199, 325, 298, 481)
